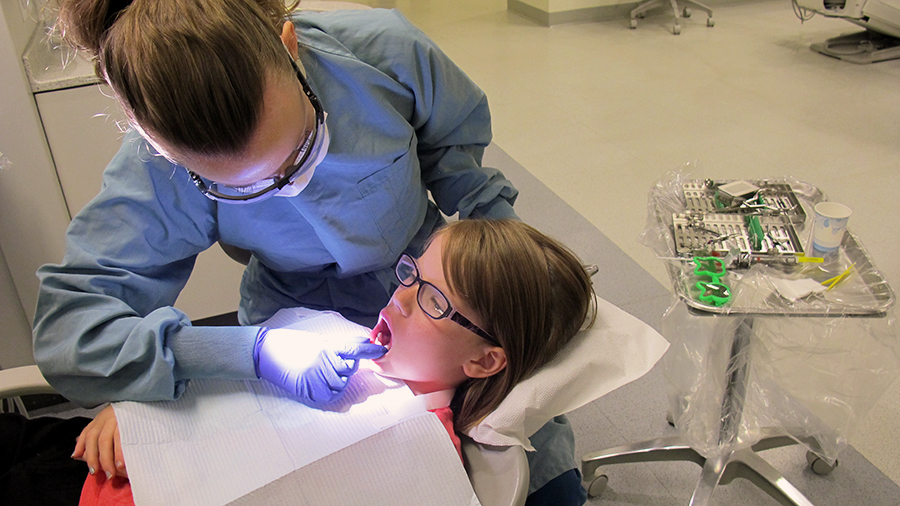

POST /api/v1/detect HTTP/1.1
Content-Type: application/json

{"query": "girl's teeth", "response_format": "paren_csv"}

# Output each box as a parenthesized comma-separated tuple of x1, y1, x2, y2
(374, 331, 391, 350)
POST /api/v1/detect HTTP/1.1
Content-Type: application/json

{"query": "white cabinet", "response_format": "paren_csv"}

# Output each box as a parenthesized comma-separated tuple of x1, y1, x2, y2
(0, 249, 34, 368)
(0, 0, 69, 366)
(35, 85, 124, 217)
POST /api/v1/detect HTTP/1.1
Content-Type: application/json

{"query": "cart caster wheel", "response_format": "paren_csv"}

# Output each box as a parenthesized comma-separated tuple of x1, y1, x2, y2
(586, 473, 609, 498)
(707, 17, 715, 27)
(673, 24, 682, 35)
(806, 451, 838, 475)
(630, 18, 638, 28)
(683, 7, 692, 17)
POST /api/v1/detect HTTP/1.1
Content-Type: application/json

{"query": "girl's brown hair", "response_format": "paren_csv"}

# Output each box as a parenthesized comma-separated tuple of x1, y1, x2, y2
(57, 0, 299, 157)
(439, 220, 597, 433)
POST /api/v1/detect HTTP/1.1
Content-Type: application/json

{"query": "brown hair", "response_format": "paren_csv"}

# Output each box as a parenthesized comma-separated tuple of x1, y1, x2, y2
(57, 0, 299, 157)
(438, 220, 597, 433)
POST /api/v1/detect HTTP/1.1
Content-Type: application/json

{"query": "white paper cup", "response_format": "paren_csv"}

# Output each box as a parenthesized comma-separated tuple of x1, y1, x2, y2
(812, 202, 851, 253)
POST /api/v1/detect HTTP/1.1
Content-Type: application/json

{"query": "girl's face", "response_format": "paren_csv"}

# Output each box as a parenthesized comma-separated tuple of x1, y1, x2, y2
(368, 233, 503, 395)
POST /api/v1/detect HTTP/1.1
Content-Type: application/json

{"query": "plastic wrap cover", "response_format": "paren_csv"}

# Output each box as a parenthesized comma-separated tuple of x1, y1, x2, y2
(643, 165, 900, 463)
(662, 301, 898, 463)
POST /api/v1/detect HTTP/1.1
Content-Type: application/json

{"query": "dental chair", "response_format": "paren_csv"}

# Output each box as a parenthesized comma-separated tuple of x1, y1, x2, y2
(463, 440, 529, 506)
(793, 0, 900, 63)
(0, 365, 55, 414)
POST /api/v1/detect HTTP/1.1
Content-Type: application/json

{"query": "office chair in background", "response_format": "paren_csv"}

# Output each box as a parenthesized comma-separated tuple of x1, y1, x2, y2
(630, 0, 715, 34)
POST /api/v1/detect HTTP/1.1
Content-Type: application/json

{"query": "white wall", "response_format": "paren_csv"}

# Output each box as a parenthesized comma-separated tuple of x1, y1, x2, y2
(0, 245, 33, 368)
(0, 0, 71, 367)
(514, 0, 625, 11)
(509, 0, 639, 25)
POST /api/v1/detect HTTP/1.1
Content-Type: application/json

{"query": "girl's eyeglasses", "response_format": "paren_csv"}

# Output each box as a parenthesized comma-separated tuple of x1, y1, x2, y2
(395, 254, 499, 346)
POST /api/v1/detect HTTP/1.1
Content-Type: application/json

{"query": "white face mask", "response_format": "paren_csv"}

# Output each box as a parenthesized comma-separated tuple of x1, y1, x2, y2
(273, 112, 330, 198)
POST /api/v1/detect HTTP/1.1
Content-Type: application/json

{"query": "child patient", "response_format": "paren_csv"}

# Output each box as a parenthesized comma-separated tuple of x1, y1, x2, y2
(74, 219, 597, 505)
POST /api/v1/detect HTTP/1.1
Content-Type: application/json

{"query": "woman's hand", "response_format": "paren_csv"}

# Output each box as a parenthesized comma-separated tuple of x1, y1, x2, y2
(254, 328, 387, 405)
(72, 405, 128, 479)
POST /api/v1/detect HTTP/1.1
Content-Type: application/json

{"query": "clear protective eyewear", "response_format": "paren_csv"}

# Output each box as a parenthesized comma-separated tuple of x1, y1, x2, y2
(395, 253, 499, 346)
(188, 58, 326, 204)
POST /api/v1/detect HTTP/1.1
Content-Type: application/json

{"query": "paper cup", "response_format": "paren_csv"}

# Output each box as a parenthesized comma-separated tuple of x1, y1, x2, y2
(812, 202, 851, 253)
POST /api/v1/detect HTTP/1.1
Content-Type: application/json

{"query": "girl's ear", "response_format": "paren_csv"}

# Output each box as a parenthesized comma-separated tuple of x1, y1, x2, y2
(463, 347, 507, 378)
(281, 21, 298, 59)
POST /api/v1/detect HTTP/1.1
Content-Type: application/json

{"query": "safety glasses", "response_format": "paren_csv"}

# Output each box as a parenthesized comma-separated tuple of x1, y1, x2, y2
(188, 58, 325, 204)
(395, 254, 499, 346)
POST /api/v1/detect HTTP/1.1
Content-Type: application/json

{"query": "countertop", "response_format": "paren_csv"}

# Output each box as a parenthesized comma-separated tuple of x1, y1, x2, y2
(22, 19, 100, 93)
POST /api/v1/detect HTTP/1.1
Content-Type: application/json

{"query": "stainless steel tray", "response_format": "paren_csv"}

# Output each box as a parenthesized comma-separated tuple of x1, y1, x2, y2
(672, 213, 805, 258)
(661, 180, 894, 317)
(670, 230, 895, 316)
(682, 180, 806, 224)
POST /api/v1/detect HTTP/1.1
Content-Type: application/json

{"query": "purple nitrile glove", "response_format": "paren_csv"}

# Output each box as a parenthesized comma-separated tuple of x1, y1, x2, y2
(253, 327, 387, 405)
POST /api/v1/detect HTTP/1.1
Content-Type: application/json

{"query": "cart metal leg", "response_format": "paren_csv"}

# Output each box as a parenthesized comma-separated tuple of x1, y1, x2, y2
(582, 434, 818, 505)
(582, 317, 819, 505)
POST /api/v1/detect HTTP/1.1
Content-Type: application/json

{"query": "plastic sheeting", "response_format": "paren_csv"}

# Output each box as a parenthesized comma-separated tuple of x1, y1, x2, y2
(641, 165, 900, 464)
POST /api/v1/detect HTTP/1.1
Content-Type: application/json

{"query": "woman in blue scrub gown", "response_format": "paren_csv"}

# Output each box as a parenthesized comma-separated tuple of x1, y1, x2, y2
(30, 1, 585, 503)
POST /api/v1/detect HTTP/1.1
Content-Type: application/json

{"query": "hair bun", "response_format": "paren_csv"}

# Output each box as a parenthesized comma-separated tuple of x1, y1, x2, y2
(57, 0, 136, 55)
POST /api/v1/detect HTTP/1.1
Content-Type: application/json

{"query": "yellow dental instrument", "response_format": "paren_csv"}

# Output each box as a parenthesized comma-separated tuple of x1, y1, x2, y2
(822, 263, 856, 291)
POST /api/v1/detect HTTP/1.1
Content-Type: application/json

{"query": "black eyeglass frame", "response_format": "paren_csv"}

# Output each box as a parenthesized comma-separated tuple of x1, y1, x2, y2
(395, 254, 499, 346)
(187, 58, 325, 204)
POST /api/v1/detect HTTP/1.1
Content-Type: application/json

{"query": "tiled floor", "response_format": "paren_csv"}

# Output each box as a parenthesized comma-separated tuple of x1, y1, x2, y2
(346, 0, 900, 488)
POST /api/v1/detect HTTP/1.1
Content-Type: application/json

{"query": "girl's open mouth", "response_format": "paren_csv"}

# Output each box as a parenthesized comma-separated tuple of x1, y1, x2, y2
(370, 315, 392, 353)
